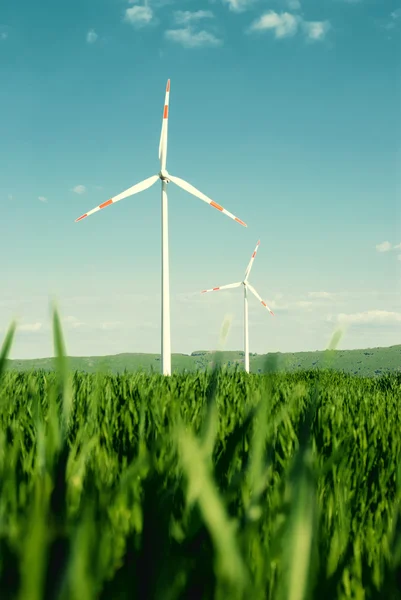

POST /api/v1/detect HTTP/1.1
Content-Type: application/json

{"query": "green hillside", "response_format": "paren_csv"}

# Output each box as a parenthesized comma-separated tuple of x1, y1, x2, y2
(5, 344, 401, 376)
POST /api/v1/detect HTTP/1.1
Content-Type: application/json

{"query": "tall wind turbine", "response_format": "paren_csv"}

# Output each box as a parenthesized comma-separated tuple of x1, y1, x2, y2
(201, 240, 274, 373)
(75, 79, 247, 376)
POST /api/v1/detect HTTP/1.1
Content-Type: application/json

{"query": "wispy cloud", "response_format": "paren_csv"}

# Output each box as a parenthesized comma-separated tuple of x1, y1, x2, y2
(222, 0, 258, 12)
(86, 29, 98, 44)
(248, 11, 330, 41)
(145, 0, 175, 6)
(100, 321, 122, 330)
(19, 322, 43, 333)
(174, 10, 214, 25)
(72, 185, 87, 194)
(0, 24, 9, 40)
(287, 0, 301, 9)
(8, 194, 13, 201)
(375, 241, 401, 253)
(38, 196, 47, 203)
(249, 12, 298, 37)
(165, 27, 222, 47)
(381, 7, 401, 32)
(294, 300, 314, 309)
(274, 297, 333, 311)
(124, 4, 153, 27)
(63, 315, 85, 329)
(301, 20, 330, 41)
(376, 241, 392, 252)
(195, 288, 340, 314)
(332, 310, 401, 325)
(308, 291, 333, 299)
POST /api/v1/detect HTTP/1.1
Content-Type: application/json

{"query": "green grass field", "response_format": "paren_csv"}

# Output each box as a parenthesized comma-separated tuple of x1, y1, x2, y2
(5, 343, 401, 377)
(1, 313, 401, 599)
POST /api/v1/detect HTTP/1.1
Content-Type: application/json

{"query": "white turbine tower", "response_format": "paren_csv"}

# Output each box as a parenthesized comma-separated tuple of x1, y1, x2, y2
(201, 240, 274, 373)
(75, 79, 247, 376)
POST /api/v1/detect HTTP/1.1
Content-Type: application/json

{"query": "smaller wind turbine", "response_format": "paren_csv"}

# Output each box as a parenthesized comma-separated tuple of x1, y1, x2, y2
(201, 240, 274, 373)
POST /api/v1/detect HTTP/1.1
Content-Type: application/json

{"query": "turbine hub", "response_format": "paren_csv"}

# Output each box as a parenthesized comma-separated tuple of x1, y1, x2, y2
(159, 169, 170, 182)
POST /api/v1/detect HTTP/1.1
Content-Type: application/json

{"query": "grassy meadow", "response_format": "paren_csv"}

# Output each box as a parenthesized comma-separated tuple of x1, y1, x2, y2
(0, 311, 401, 599)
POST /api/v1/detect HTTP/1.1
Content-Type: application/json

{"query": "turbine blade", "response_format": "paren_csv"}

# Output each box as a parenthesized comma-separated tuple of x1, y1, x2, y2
(168, 174, 247, 227)
(244, 240, 260, 280)
(75, 175, 159, 222)
(159, 79, 170, 169)
(246, 282, 274, 315)
(201, 282, 242, 294)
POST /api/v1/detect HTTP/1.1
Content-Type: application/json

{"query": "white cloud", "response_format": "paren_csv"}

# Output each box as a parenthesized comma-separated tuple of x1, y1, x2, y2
(248, 11, 330, 41)
(139, 0, 175, 5)
(308, 291, 332, 299)
(249, 11, 299, 37)
(376, 241, 393, 252)
(222, 0, 257, 12)
(287, 0, 301, 9)
(197, 289, 341, 314)
(165, 27, 222, 47)
(302, 20, 330, 41)
(19, 322, 43, 333)
(334, 310, 401, 325)
(38, 196, 47, 203)
(382, 8, 401, 32)
(100, 321, 122, 330)
(174, 10, 214, 25)
(72, 185, 87, 194)
(294, 300, 314, 308)
(375, 241, 401, 257)
(8, 194, 13, 201)
(63, 315, 85, 329)
(124, 5, 153, 26)
(6, 284, 401, 358)
(398, 254, 401, 261)
(0, 32, 7, 41)
(86, 29, 98, 44)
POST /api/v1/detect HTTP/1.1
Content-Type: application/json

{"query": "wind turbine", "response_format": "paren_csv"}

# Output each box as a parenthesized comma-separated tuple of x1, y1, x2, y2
(201, 240, 274, 373)
(74, 79, 247, 376)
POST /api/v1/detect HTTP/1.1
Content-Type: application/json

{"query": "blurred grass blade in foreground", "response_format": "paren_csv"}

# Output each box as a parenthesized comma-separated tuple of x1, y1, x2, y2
(0, 320, 16, 379)
(52, 304, 73, 428)
(176, 424, 248, 595)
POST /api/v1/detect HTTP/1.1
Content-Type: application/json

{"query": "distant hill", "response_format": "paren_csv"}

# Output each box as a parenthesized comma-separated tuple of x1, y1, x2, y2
(4, 345, 401, 377)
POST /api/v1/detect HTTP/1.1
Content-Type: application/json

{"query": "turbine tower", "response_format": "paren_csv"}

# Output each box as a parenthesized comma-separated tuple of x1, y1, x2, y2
(201, 240, 274, 373)
(75, 80, 247, 375)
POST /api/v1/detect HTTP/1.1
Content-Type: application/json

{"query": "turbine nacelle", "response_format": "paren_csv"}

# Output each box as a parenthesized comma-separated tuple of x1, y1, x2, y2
(159, 169, 170, 183)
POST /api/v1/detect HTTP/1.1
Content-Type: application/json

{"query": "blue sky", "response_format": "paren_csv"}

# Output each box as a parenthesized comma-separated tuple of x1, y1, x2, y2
(0, 0, 400, 359)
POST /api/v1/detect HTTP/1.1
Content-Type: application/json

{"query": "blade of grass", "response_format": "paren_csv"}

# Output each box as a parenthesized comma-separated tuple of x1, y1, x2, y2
(176, 423, 248, 593)
(52, 304, 72, 429)
(0, 321, 16, 380)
